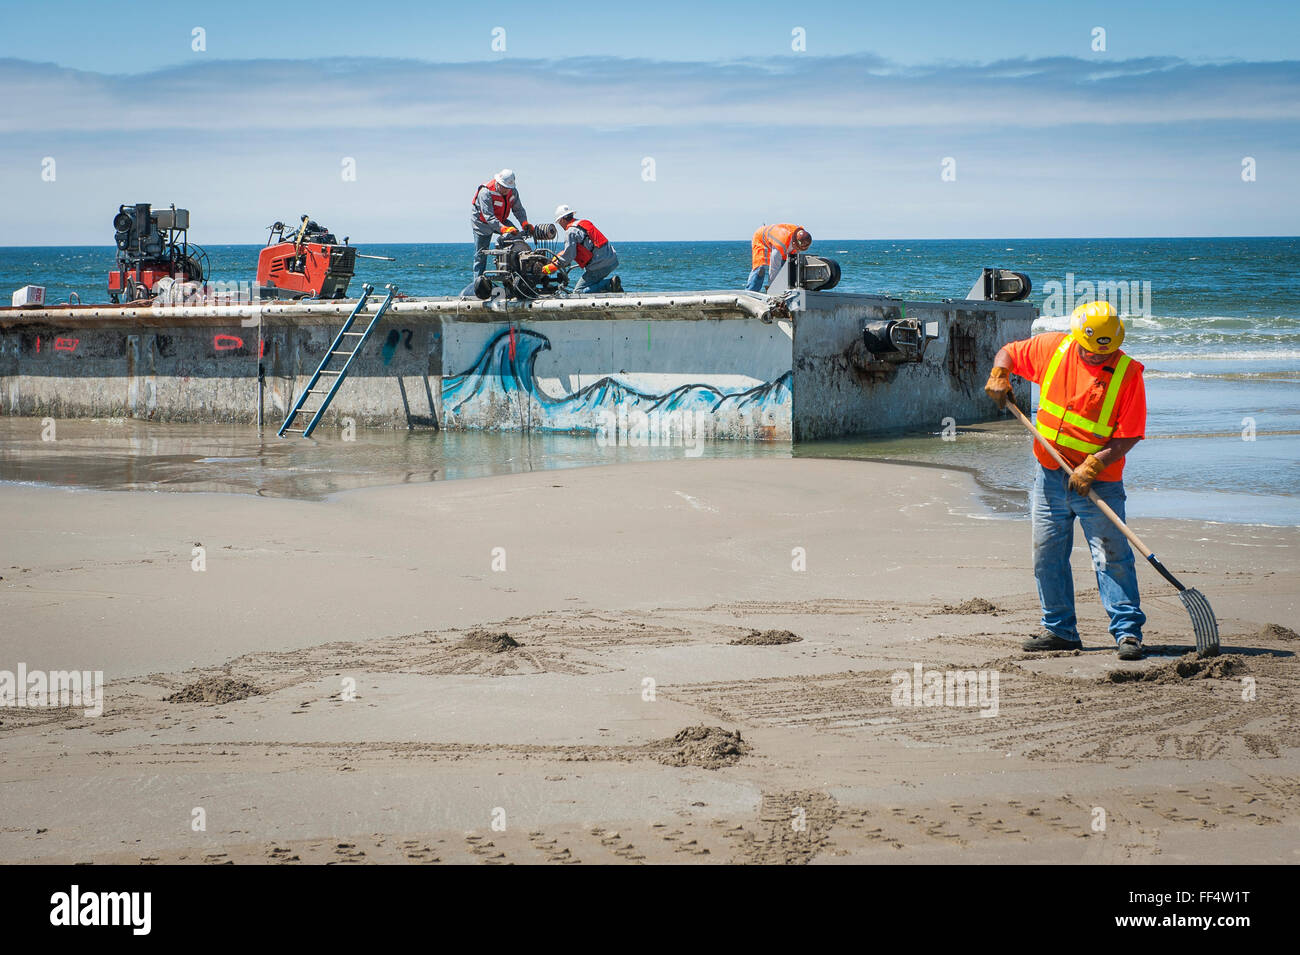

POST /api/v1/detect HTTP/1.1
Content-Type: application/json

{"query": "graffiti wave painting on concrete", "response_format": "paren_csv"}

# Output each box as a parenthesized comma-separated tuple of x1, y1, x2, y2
(442, 327, 791, 440)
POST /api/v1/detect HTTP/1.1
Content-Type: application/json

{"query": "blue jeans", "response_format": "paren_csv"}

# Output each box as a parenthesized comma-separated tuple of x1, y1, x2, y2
(1031, 464, 1145, 644)
(472, 231, 493, 277)
(575, 259, 617, 293)
(746, 266, 769, 292)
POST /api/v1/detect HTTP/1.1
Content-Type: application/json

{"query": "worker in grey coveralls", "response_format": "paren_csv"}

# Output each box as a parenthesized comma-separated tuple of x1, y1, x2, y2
(544, 204, 621, 294)
(470, 168, 531, 278)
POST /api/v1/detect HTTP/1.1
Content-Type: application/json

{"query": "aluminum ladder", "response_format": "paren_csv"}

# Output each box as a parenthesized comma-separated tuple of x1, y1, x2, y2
(278, 283, 396, 438)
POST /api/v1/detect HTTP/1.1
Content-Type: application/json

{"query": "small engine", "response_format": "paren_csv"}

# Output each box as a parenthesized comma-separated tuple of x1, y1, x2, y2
(475, 223, 566, 300)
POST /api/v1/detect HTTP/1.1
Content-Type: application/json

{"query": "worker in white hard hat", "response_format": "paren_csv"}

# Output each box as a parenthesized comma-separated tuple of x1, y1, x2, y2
(543, 204, 622, 294)
(985, 300, 1149, 661)
(470, 169, 532, 278)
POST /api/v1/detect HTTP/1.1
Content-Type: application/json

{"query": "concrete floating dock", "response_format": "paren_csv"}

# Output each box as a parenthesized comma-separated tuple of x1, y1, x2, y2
(0, 290, 1035, 440)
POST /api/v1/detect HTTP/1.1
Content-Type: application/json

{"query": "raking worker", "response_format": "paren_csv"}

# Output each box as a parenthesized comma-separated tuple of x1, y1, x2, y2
(985, 300, 1149, 660)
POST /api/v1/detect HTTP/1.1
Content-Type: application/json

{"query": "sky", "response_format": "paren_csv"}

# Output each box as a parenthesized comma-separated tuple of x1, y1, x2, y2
(0, 0, 1297, 243)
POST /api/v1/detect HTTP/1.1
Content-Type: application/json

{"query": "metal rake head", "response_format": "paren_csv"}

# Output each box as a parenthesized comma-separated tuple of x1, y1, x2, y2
(1179, 588, 1220, 658)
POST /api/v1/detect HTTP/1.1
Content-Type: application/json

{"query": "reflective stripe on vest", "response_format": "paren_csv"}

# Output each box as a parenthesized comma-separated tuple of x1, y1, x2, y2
(752, 224, 797, 268)
(473, 180, 513, 223)
(1035, 338, 1132, 455)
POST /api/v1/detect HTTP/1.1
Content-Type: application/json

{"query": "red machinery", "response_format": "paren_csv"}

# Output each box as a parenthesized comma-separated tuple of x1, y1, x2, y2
(256, 216, 361, 300)
(108, 203, 207, 303)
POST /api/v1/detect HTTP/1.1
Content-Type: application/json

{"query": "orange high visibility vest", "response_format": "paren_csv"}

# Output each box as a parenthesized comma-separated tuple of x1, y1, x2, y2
(751, 224, 800, 269)
(1035, 337, 1133, 457)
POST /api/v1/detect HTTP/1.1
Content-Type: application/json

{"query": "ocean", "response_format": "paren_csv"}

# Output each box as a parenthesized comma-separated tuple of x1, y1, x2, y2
(1, 237, 1296, 525)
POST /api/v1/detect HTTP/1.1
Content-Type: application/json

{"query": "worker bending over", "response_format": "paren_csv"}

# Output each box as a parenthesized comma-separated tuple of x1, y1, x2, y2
(747, 224, 811, 292)
(985, 301, 1149, 661)
(544, 205, 622, 293)
(470, 169, 532, 278)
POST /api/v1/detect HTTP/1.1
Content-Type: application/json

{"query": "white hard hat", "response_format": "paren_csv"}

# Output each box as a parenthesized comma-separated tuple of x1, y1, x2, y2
(554, 204, 576, 222)
(495, 168, 516, 188)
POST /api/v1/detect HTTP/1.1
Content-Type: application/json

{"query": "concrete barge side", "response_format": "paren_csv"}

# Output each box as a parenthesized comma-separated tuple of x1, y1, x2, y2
(0, 290, 1036, 441)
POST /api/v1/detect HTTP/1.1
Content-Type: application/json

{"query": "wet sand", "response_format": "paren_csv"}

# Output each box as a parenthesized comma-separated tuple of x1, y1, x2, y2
(1, 458, 1297, 864)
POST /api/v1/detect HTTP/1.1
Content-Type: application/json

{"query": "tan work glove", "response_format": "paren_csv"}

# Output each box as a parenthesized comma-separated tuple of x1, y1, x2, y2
(984, 366, 1012, 408)
(1069, 454, 1105, 495)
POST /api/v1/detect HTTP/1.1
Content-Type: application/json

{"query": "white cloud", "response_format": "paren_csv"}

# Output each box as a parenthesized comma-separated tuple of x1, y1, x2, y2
(2, 53, 1296, 243)
(3, 53, 1299, 134)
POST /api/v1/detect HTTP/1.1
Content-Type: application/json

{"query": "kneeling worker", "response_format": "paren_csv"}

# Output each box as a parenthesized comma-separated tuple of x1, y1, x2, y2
(544, 205, 621, 293)
(985, 301, 1149, 660)
(747, 224, 811, 292)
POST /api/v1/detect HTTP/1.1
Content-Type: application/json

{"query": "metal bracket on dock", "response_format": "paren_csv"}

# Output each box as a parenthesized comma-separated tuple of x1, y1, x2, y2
(847, 316, 940, 379)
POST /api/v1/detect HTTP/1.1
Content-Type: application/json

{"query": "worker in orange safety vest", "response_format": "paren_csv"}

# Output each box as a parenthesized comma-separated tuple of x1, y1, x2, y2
(985, 300, 1149, 660)
(747, 224, 811, 291)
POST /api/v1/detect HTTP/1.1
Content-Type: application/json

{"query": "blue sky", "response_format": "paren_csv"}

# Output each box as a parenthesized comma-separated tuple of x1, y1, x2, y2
(1, 0, 1297, 243)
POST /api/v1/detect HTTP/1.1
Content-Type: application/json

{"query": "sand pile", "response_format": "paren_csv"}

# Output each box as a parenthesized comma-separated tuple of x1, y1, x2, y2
(457, 630, 520, 653)
(165, 677, 261, 704)
(730, 629, 802, 646)
(937, 597, 1000, 615)
(649, 726, 748, 769)
(1106, 653, 1246, 684)
(1258, 623, 1298, 642)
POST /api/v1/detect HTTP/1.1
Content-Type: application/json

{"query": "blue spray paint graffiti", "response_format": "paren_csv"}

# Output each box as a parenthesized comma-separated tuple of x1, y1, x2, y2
(442, 327, 790, 439)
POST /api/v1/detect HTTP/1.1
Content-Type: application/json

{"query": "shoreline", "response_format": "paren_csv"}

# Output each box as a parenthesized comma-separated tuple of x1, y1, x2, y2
(1, 410, 1295, 527)
(3, 448, 1295, 533)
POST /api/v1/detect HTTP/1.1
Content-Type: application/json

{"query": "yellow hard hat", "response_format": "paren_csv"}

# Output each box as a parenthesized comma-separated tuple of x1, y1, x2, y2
(1070, 300, 1125, 354)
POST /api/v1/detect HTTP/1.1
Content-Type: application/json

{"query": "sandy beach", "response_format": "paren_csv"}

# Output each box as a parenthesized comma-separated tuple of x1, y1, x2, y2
(1, 457, 1297, 865)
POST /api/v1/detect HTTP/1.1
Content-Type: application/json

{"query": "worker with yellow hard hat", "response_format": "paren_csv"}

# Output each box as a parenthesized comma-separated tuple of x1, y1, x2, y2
(985, 301, 1150, 660)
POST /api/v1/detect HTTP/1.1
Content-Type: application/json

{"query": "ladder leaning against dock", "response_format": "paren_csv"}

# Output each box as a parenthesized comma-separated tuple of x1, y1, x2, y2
(278, 283, 397, 438)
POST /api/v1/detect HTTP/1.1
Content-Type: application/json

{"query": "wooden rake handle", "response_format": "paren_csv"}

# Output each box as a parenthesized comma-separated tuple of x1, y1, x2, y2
(1004, 399, 1159, 565)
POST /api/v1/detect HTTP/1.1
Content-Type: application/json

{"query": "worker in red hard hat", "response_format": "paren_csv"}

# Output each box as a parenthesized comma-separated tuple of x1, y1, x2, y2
(542, 204, 622, 294)
(470, 169, 532, 279)
(985, 300, 1149, 661)
(747, 224, 811, 292)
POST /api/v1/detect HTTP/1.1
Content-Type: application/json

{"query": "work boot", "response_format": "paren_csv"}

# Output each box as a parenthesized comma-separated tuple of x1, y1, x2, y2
(1021, 632, 1083, 652)
(1116, 637, 1144, 661)
(609, 275, 623, 293)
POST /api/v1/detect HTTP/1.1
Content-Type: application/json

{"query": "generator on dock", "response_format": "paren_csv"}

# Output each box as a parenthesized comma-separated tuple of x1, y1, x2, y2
(256, 216, 359, 300)
(108, 203, 208, 303)
(472, 223, 566, 300)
